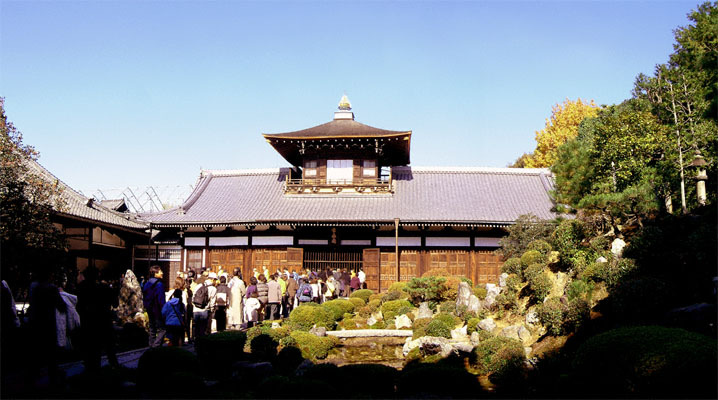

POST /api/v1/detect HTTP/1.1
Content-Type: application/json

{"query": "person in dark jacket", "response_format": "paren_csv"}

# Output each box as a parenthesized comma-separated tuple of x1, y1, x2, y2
(76, 266, 119, 372)
(142, 265, 166, 347)
(161, 290, 185, 346)
(26, 268, 66, 384)
(214, 276, 231, 331)
(256, 274, 269, 321)
(350, 272, 361, 293)
(340, 269, 351, 297)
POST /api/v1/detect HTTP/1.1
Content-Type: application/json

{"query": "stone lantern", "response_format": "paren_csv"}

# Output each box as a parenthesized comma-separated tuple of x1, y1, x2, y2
(689, 150, 708, 206)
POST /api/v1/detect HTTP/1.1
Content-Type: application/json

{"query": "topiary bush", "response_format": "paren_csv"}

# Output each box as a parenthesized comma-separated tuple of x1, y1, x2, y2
(137, 346, 202, 390)
(367, 298, 382, 311)
(288, 304, 335, 331)
(249, 333, 279, 361)
(406, 276, 448, 306)
(368, 293, 383, 303)
(442, 275, 463, 301)
(350, 289, 373, 303)
(501, 257, 522, 277)
(425, 319, 451, 339)
(536, 297, 566, 336)
(438, 300, 456, 314)
(381, 289, 403, 303)
(288, 331, 339, 360)
(525, 263, 551, 302)
(571, 326, 718, 398)
(347, 297, 365, 308)
(469, 336, 526, 381)
(563, 298, 590, 333)
(321, 299, 355, 321)
(566, 279, 594, 302)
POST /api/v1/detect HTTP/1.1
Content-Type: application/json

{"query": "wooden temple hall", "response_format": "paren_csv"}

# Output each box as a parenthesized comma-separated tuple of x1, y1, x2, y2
(138, 96, 558, 291)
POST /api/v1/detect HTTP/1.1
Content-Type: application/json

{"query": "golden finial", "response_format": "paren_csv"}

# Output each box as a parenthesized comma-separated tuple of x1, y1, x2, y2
(338, 94, 352, 111)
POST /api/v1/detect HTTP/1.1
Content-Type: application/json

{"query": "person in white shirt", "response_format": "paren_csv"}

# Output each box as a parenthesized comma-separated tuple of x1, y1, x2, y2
(358, 267, 366, 289)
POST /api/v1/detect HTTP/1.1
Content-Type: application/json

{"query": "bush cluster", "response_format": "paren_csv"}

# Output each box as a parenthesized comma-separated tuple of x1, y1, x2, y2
(288, 304, 334, 331)
(501, 257, 522, 277)
(433, 312, 461, 329)
(349, 289, 373, 303)
(469, 336, 526, 381)
(287, 331, 338, 360)
(412, 318, 432, 339)
(467, 317, 481, 335)
(425, 319, 452, 339)
(406, 276, 448, 307)
(520, 250, 546, 269)
(473, 286, 487, 299)
(536, 297, 566, 336)
(527, 239, 553, 256)
(321, 299, 355, 321)
(525, 265, 552, 303)
(381, 289, 404, 303)
(347, 297, 365, 308)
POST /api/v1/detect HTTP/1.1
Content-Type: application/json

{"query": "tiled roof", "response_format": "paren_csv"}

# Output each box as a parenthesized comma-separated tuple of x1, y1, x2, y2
(24, 159, 148, 230)
(263, 119, 410, 139)
(141, 167, 558, 227)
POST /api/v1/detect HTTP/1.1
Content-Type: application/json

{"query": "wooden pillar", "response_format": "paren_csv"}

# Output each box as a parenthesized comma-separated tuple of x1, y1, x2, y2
(394, 218, 400, 283)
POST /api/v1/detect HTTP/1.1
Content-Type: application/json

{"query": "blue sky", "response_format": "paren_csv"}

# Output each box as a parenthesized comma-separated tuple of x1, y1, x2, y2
(0, 1, 702, 201)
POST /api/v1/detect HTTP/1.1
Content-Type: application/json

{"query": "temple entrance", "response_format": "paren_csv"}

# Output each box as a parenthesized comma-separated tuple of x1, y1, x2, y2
(303, 249, 363, 273)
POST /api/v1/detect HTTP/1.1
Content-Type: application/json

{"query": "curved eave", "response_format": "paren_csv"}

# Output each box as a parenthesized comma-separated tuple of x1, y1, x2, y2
(148, 219, 512, 229)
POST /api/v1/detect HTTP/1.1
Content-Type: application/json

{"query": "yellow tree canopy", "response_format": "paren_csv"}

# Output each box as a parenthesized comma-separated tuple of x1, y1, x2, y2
(525, 98, 599, 168)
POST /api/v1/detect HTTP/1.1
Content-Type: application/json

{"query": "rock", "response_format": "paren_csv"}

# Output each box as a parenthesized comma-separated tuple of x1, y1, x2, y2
(367, 315, 378, 326)
(371, 310, 383, 322)
(470, 331, 480, 346)
(420, 342, 443, 356)
(272, 322, 281, 329)
(416, 302, 433, 320)
(499, 273, 509, 288)
(524, 347, 532, 357)
(231, 361, 274, 380)
(500, 325, 532, 345)
(451, 324, 468, 340)
(293, 359, 315, 376)
(309, 326, 327, 337)
(452, 342, 474, 353)
(483, 284, 501, 308)
(116, 269, 145, 326)
(403, 337, 419, 356)
(525, 309, 540, 326)
(456, 282, 472, 309)
(478, 318, 496, 332)
(611, 238, 626, 257)
(418, 336, 453, 358)
(395, 314, 412, 329)
(596, 256, 608, 263)
(517, 325, 531, 344)
(468, 295, 481, 314)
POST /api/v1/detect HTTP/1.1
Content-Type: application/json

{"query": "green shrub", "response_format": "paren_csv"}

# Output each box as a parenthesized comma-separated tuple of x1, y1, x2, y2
(406, 276, 448, 306)
(473, 286, 487, 299)
(356, 305, 372, 318)
(245, 325, 291, 351)
(520, 250, 547, 268)
(412, 318, 432, 339)
(571, 326, 718, 398)
(388, 281, 408, 292)
(525, 263, 551, 302)
(425, 319, 451, 339)
(288, 331, 338, 360)
(381, 289, 403, 303)
(249, 333, 279, 360)
(368, 293, 383, 303)
(537, 297, 566, 336)
(551, 219, 587, 260)
(367, 298, 382, 310)
(438, 300, 456, 314)
(321, 299, 355, 321)
(288, 304, 334, 331)
(350, 289, 373, 303)
(501, 257, 522, 276)
(494, 291, 519, 312)
(588, 236, 610, 251)
(467, 318, 481, 335)
(527, 239, 552, 255)
(338, 318, 358, 330)
(498, 214, 556, 259)
(370, 320, 386, 329)
(137, 346, 201, 388)
(469, 336, 526, 381)
(566, 279, 594, 302)
(348, 297, 365, 308)
(564, 298, 590, 333)
(523, 262, 545, 282)
(381, 299, 413, 316)
(434, 312, 461, 329)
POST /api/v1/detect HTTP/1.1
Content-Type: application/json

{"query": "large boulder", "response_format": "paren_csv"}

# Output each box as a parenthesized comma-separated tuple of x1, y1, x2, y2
(416, 302, 433, 320)
(470, 331, 480, 346)
(499, 324, 532, 345)
(116, 269, 144, 325)
(403, 336, 473, 358)
(450, 324, 468, 340)
(456, 282, 472, 309)
(483, 284, 501, 308)
(395, 314, 412, 329)
(478, 318, 496, 332)
(309, 326, 327, 337)
(525, 309, 540, 326)
(499, 273, 509, 288)
(468, 295, 481, 314)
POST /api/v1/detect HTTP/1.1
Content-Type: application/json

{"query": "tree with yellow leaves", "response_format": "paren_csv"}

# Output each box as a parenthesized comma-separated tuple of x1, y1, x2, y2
(524, 98, 600, 168)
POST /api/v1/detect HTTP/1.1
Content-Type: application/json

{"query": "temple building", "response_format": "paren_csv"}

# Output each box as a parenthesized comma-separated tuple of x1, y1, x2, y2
(139, 96, 557, 291)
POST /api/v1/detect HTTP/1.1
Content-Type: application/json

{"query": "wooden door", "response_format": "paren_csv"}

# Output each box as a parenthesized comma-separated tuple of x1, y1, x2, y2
(286, 247, 304, 271)
(209, 248, 245, 274)
(363, 248, 380, 292)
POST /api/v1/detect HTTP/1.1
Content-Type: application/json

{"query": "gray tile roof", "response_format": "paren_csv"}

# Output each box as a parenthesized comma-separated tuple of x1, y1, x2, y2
(24, 159, 148, 230)
(263, 119, 410, 139)
(141, 167, 558, 227)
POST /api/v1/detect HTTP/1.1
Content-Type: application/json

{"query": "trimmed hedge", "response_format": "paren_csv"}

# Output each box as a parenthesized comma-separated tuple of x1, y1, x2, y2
(571, 326, 718, 398)
(288, 304, 335, 331)
(347, 297, 365, 308)
(350, 289, 373, 303)
(288, 331, 339, 360)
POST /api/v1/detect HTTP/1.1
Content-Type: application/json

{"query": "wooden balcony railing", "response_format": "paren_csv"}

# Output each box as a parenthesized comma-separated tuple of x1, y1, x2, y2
(284, 177, 392, 194)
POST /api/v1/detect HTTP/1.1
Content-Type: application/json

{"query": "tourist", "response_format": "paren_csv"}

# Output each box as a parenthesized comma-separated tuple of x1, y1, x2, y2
(358, 267, 366, 289)
(350, 271, 361, 293)
(244, 292, 261, 328)
(191, 274, 215, 339)
(310, 278, 321, 304)
(228, 269, 246, 329)
(56, 277, 81, 352)
(284, 273, 298, 316)
(27, 267, 67, 384)
(205, 273, 218, 335)
(278, 272, 287, 316)
(256, 274, 269, 321)
(214, 275, 231, 331)
(161, 289, 185, 346)
(296, 278, 313, 304)
(76, 266, 119, 373)
(266, 273, 282, 320)
(142, 265, 166, 347)
(340, 269, 351, 297)
(182, 272, 194, 342)
(325, 275, 337, 300)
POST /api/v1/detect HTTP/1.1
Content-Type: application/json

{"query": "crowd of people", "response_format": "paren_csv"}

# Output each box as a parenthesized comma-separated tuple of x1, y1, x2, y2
(0, 263, 366, 386)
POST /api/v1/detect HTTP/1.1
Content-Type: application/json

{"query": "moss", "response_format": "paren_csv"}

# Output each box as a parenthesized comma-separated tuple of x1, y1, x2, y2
(370, 320, 386, 329)
(434, 312, 461, 329)
(412, 318, 432, 339)
(368, 298, 382, 310)
(288, 331, 339, 360)
(288, 304, 334, 331)
(350, 289, 374, 303)
(473, 286, 488, 300)
(321, 299, 355, 321)
(381, 299, 413, 316)
(467, 318, 481, 335)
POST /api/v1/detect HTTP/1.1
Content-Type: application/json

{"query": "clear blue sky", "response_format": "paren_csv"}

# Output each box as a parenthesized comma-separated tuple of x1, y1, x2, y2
(0, 0, 702, 199)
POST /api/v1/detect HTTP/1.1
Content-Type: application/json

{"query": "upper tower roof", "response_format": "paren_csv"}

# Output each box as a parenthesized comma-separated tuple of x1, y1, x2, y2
(263, 96, 412, 166)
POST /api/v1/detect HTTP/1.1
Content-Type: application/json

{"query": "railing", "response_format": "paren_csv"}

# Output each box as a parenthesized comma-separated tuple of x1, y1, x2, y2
(284, 177, 392, 193)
